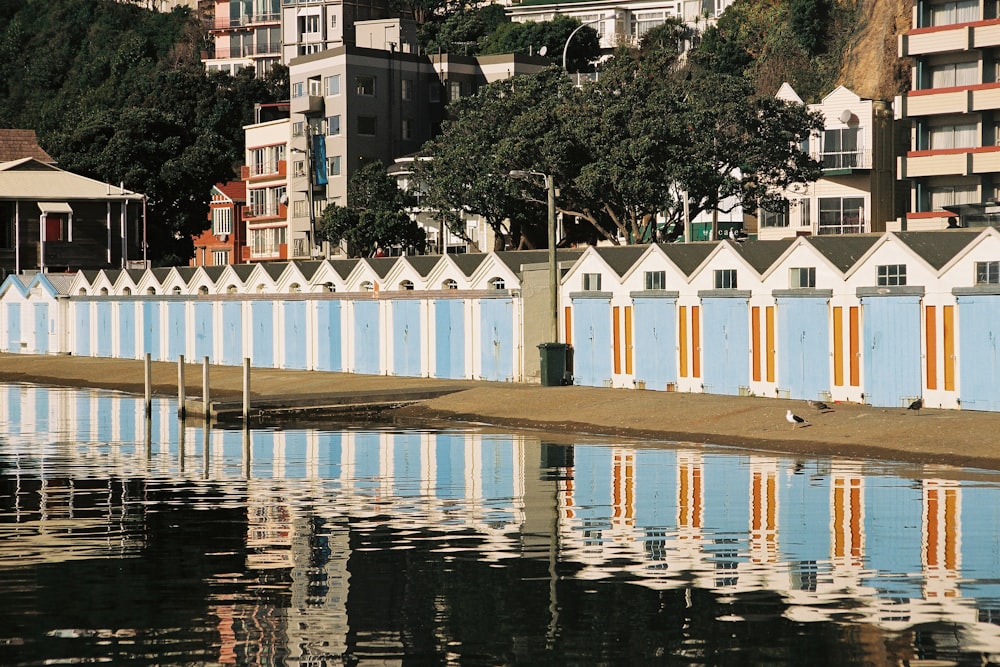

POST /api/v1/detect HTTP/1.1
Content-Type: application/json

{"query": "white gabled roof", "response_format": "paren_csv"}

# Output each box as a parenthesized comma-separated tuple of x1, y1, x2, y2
(0, 158, 144, 201)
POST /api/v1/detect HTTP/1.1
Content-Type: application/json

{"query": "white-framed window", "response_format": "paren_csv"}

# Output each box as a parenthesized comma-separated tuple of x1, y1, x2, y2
(249, 226, 286, 258)
(714, 269, 737, 289)
(399, 280, 415, 290)
(326, 114, 341, 136)
(443, 279, 458, 290)
(930, 0, 979, 26)
(356, 75, 376, 96)
(324, 73, 341, 96)
(291, 81, 305, 98)
(489, 276, 505, 290)
(357, 115, 377, 136)
(928, 122, 978, 150)
(976, 260, 1000, 284)
(308, 76, 321, 96)
(329, 155, 342, 176)
(877, 264, 907, 286)
(822, 127, 863, 169)
(212, 207, 233, 236)
(928, 60, 978, 89)
(582, 273, 602, 291)
(293, 199, 308, 218)
(449, 80, 463, 101)
(790, 267, 816, 288)
(633, 10, 667, 38)
(927, 184, 977, 210)
(212, 250, 230, 265)
(401, 78, 413, 101)
(644, 270, 666, 290)
(293, 160, 306, 177)
(761, 202, 789, 227)
(819, 197, 865, 234)
(292, 121, 304, 137)
(360, 280, 374, 292)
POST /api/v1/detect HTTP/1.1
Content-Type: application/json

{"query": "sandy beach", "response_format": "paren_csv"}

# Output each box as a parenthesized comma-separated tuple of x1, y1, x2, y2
(1, 353, 999, 471)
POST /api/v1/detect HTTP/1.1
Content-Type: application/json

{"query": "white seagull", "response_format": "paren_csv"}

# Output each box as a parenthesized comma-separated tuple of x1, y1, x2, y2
(786, 409, 809, 429)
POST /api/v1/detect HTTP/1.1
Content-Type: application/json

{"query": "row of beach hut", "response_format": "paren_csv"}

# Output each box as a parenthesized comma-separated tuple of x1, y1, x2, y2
(1, 229, 999, 411)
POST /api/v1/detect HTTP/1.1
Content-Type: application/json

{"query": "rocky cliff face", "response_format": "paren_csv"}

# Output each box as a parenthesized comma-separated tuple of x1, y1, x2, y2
(837, 0, 912, 100)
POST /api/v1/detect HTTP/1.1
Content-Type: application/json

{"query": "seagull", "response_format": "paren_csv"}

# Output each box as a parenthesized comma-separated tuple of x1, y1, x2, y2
(786, 409, 809, 429)
(807, 400, 833, 412)
(907, 397, 923, 415)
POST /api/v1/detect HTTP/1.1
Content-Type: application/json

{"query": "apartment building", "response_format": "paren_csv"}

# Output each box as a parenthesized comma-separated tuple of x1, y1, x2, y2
(506, 0, 734, 53)
(897, 0, 1000, 229)
(191, 181, 247, 266)
(759, 84, 897, 240)
(243, 105, 292, 261)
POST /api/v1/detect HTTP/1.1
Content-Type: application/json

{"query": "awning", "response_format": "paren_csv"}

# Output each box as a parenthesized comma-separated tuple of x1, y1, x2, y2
(37, 201, 73, 214)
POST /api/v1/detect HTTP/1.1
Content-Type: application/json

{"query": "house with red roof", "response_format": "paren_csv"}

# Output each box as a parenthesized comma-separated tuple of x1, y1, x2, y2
(191, 181, 246, 266)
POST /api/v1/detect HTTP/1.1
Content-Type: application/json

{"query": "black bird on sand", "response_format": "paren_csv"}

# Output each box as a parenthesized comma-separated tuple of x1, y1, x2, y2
(786, 409, 809, 429)
(907, 397, 923, 415)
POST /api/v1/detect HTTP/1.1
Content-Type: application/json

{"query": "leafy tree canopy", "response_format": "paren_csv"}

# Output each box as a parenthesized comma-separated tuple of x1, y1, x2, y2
(316, 161, 426, 258)
(419, 4, 508, 56)
(480, 15, 600, 72)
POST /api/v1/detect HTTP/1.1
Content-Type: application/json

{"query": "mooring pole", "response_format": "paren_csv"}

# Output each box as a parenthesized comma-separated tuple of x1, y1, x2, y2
(202, 356, 211, 424)
(177, 354, 186, 419)
(144, 352, 152, 416)
(242, 357, 251, 424)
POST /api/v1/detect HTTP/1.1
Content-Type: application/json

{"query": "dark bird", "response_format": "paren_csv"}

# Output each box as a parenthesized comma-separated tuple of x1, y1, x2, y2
(786, 409, 809, 429)
(807, 400, 833, 412)
(907, 397, 923, 414)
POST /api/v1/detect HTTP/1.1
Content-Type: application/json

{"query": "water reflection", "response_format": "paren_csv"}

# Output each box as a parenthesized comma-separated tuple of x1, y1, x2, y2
(1, 383, 1000, 665)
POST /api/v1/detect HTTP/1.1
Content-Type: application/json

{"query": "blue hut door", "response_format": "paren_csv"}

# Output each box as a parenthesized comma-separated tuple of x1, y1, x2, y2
(95, 302, 112, 357)
(6, 303, 21, 353)
(221, 301, 242, 366)
(958, 294, 1000, 411)
(393, 300, 421, 377)
(167, 301, 185, 361)
(284, 301, 307, 370)
(354, 300, 380, 375)
(119, 302, 135, 359)
(75, 302, 91, 357)
(142, 301, 159, 360)
(633, 296, 677, 390)
(316, 300, 342, 371)
(777, 297, 830, 399)
(251, 301, 274, 368)
(434, 299, 465, 379)
(701, 297, 750, 396)
(862, 295, 922, 407)
(33, 303, 48, 354)
(193, 301, 213, 362)
(479, 298, 513, 382)
(572, 296, 612, 387)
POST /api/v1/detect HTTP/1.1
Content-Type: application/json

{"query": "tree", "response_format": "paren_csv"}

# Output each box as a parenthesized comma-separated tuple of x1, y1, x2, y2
(419, 4, 508, 56)
(480, 15, 600, 72)
(317, 161, 426, 258)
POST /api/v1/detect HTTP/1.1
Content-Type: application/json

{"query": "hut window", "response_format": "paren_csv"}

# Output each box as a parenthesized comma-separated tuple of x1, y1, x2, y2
(976, 261, 1000, 284)
(789, 267, 816, 288)
(644, 271, 665, 290)
(172, 287, 182, 295)
(714, 269, 737, 290)
(360, 280, 374, 292)
(147, 287, 156, 295)
(399, 280, 414, 290)
(198, 286, 209, 295)
(488, 277, 505, 290)
(227, 285, 238, 294)
(443, 279, 458, 290)
(78, 288, 87, 295)
(290, 283, 301, 293)
(582, 273, 602, 291)
(876, 264, 906, 287)
(123, 287, 132, 295)
(256, 284, 266, 293)
(324, 282, 336, 292)
(100, 288, 109, 296)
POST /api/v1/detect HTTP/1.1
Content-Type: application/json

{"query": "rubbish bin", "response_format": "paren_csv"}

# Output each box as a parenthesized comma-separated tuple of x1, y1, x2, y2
(538, 342, 568, 387)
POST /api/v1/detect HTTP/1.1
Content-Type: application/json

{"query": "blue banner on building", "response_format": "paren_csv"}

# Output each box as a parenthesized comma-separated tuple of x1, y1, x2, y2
(313, 134, 328, 186)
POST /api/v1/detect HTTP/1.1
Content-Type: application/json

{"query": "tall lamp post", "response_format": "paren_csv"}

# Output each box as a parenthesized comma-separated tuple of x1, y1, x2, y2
(562, 17, 602, 73)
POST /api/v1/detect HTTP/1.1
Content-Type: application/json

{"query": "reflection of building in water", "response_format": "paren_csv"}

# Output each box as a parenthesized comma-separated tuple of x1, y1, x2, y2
(7, 383, 1000, 659)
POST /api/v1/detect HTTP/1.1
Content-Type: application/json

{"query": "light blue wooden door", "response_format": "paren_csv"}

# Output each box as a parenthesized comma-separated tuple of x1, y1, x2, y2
(5, 303, 21, 353)
(701, 297, 750, 396)
(354, 300, 380, 375)
(284, 301, 307, 370)
(142, 301, 159, 360)
(316, 300, 342, 372)
(193, 301, 213, 361)
(95, 302, 112, 357)
(167, 301, 185, 361)
(393, 300, 421, 377)
(572, 297, 612, 387)
(221, 301, 242, 366)
(479, 298, 513, 382)
(33, 303, 48, 354)
(251, 301, 274, 368)
(118, 302, 135, 359)
(434, 299, 465, 379)
(777, 297, 830, 400)
(958, 294, 1000, 411)
(633, 296, 676, 391)
(75, 302, 90, 357)
(862, 295, 922, 407)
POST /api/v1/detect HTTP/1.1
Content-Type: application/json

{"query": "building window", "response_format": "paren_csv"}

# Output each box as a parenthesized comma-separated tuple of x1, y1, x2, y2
(356, 75, 375, 96)
(293, 160, 306, 177)
(357, 115, 377, 136)
(401, 78, 413, 101)
(292, 81, 305, 98)
(212, 250, 229, 265)
(443, 279, 458, 289)
(212, 207, 233, 236)
(307, 77, 321, 96)
(429, 82, 440, 103)
(926, 184, 977, 210)
(292, 121, 304, 137)
(360, 280, 374, 292)
(449, 80, 462, 101)
(399, 280, 415, 290)
(329, 155, 342, 176)
(489, 276, 505, 290)
(877, 264, 907, 286)
(582, 273, 602, 291)
(249, 226, 286, 258)
(324, 74, 341, 96)
(927, 61, 978, 89)
(714, 269, 737, 289)
(761, 201, 789, 227)
(822, 127, 862, 169)
(929, 0, 979, 26)
(819, 197, 865, 234)
(927, 122, 978, 150)
(644, 270, 666, 290)
(402, 118, 412, 140)
(790, 267, 816, 288)
(326, 115, 341, 136)
(976, 260, 1000, 284)
(293, 199, 308, 218)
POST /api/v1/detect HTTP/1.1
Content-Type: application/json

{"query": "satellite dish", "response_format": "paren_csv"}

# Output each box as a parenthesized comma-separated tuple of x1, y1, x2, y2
(279, 194, 289, 205)
(538, 45, 548, 56)
(839, 109, 853, 124)
(219, 234, 229, 243)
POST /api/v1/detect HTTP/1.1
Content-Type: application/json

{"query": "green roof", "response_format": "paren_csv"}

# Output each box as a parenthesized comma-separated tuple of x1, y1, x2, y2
(894, 231, 981, 270)
(594, 245, 648, 277)
(658, 242, 717, 277)
(804, 235, 880, 273)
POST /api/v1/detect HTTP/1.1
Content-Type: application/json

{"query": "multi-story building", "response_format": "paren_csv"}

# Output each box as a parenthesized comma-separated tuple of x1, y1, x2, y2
(192, 180, 247, 266)
(204, 0, 282, 76)
(506, 0, 734, 53)
(897, 0, 1000, 230)
(280, 0, 402, 63)
(758, 84, 897, 240)
(243, 103, 291, 261)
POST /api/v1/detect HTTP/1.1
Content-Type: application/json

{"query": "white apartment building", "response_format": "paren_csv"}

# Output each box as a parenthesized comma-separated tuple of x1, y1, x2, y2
(897, 0, 1000, 230)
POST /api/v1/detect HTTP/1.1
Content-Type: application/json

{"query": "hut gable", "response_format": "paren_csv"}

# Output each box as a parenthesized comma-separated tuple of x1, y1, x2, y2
(425, 255, 473, 291)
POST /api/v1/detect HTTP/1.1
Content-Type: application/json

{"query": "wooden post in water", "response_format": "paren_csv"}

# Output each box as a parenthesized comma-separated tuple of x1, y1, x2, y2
(242, 357, 251, 425)
(177, 355, 186, 419)
(144, 352, 152, 416)
(202, 356, 211, 424)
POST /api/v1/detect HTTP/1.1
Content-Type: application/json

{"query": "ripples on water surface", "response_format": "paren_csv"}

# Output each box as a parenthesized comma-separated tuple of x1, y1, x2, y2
(2, 383, 1000, 666)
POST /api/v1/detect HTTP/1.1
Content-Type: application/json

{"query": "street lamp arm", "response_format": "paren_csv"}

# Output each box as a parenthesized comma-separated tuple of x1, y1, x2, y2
(562, 18, 601, 72)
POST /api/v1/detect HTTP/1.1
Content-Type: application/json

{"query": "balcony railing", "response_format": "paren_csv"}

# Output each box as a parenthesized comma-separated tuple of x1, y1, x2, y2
(211, 13, 280, 30)
(821, 149, 872, 171)
(818, 216, 866, 235)
(208, 44, 281, 59)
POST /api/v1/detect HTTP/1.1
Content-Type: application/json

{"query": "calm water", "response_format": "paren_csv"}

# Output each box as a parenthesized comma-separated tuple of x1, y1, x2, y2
(2, 384, 1000, 666)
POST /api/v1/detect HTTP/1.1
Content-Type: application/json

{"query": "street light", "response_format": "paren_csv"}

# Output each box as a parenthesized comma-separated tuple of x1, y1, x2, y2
(509, 169, 558, 345)
(562, 17, 601, 72)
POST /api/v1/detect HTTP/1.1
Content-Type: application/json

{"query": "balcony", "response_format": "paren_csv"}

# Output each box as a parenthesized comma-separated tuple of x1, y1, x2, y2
(899, 146, 1000, 178)
(210, 13, 280, 31)
(902, 20, 1000, 57)
(902, 83, 1000, 117)
(242, 160, 287, 182)
(821, 149, 872, 174)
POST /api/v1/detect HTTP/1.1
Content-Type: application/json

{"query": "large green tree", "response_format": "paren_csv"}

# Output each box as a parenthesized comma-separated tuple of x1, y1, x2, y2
(317, 161, 425, 258)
